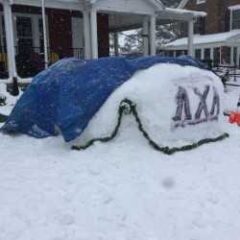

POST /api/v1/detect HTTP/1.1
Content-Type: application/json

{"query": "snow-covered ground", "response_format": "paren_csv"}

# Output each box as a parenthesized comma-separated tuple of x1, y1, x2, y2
(1, 83, 240, 240)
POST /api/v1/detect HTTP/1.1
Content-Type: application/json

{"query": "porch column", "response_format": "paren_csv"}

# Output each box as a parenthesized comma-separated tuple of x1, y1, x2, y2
(220, 46, 222, 65)
(3, 0, 17, 81)
(150, 15, 156, 56)
(143, 16, 149, 56)
(230, 47, 234, 65)
(210, 48, 214, 61)
(90, 8, 98, 59)
(200, 48, 204, 60)
(113, 32, 119, 56)
(41, 0, 49, 69)
(83, 11, 91, 59)
(187, 20, 194, 57)
(237, 47, 240, 67)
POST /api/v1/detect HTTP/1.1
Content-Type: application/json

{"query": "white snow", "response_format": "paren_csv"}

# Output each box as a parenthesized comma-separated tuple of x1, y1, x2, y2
(228, 4, 240, 11)
(164, 7, 207, 18)
(1, 76, 240, 240)
(77, 64, 225, 148)
(164, 30, 240, 49)
(0, 83, 22, 115)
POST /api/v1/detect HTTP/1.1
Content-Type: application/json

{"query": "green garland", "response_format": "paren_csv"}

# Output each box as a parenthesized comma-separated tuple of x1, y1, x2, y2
(72, 99, 229, 155)
(0, 113, 7, 123)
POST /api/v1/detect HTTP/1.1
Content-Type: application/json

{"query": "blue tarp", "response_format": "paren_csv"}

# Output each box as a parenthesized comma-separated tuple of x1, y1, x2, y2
(1, 56, 206, 142)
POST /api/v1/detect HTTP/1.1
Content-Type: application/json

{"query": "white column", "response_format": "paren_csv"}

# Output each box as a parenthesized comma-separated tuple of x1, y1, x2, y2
(3, 0, 17, 80)
(143, 16, 149, 56)
(220, 46, 222, 65)
(188, 20, 194, 57)
(41, 0, 49, 69)
(200, 48, 204, 60)
(90, 8, 98, 59)
(230, 46, 234, 65)
(83, 11, 91, 59)
(32, 17, 40, 52)
(210, 48, 214, 61)
(237, 47, 240, 67)
(113, 32, 119, 56)
(150, 15, 156, 56)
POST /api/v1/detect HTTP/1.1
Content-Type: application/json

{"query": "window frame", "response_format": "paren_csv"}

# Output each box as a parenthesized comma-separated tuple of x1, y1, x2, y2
(230, 8, 240, 30)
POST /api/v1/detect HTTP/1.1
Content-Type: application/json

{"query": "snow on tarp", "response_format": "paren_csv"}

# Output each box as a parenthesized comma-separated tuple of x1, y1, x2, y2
(1, 56, 225, 149)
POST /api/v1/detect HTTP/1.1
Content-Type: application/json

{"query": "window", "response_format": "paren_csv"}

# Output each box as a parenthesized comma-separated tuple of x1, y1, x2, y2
(213, 48, 220, 66)
(0, 15, 6, 52)
(204, 48, 210, 60)
(196, 0, 206, 4)
(194, 17, 205, 34)
(195, 49, 201, 59)
(231, 9, 240, 29)
(16, 16, 33, 54)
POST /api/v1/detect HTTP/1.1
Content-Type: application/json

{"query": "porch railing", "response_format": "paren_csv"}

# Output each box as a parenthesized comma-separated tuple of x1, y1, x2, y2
(0, 46, 84, 79)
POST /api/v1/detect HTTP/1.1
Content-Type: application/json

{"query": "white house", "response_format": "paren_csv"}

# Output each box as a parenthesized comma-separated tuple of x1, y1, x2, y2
(0, 0, 205, 83)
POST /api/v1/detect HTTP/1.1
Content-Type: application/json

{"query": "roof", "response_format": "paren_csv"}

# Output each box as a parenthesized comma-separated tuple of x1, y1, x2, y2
(158, 7, 206, 21)
(228, 4, 240, 11)
(164, 30, 240, 49)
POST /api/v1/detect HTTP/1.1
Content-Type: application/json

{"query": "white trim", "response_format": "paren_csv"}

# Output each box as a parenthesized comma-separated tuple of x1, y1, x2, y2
(188, 20, 194, 57)
(150, 15, 156, 56)
(41, 0, 49, 69)
(143, 16, 149, 56)
(113, 32, 119, 56)
(210, 47, 213, 60)
(83, 11, 91, 59)
(90, 8, 98, 59)
(3, 0, 17, 79)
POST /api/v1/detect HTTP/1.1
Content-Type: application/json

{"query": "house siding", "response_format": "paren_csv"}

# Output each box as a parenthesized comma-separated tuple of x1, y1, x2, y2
(185, 0, 240, 34)
(48, 9, 73, 58)
(97, 13, 110, 57)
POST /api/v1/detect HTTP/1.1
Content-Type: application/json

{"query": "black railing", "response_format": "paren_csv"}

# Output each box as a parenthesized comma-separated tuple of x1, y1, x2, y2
(0, 46, 84, 79)
(213, 65, 240, 85)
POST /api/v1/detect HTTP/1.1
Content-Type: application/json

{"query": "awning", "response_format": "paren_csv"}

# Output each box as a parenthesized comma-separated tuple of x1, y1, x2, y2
(164, 30, 240, 50)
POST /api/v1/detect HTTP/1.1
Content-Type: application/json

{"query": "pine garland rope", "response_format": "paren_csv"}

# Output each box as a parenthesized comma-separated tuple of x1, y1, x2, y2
(0, 113, 7, 123)
(72, 99, 229, 155)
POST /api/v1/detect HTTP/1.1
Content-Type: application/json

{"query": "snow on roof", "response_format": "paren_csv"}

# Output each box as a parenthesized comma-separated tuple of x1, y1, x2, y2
(228, 4, 240, 11)
(165, 7, 206, 18)
(165, 30, 240, 49)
